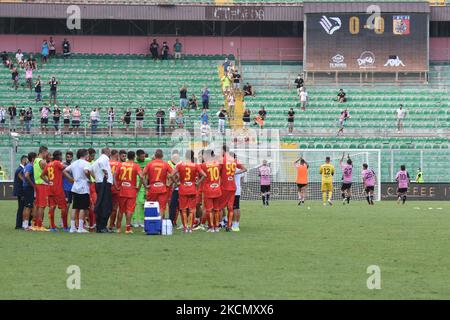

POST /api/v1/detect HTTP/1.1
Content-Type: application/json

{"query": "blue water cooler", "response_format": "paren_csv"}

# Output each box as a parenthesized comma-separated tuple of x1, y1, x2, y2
(144, 201, 161, 235)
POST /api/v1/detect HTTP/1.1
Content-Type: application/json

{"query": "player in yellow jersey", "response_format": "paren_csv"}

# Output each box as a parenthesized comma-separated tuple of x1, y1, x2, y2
(319, 156, 335, 206)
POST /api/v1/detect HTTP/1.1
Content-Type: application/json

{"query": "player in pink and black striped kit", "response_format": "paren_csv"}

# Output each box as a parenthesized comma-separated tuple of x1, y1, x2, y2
(340, 153, 353, 205)
(361, 163, 376, 205)
(395, 165, 410, 205)
(258, 160, 271, 206)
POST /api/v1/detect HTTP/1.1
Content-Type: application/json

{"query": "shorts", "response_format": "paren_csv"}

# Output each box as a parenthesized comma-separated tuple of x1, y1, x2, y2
(64, 119, 70, 125)
(219, 189, 235, 210)
(203, 196, 221, 211)
(365, 186, 375, 193)
(321, 182, 333, 192)
(397, 188, 408, 194)
(124, 118, 131, 125)
(288, 122, 294, 129)
(178, 194, 197, 210)
(41, 118, 48, 125)
(24, 187, 35, 208)
(64, 190, 73, 204)
(146, 192, 168, 212)
(260, 185, 270, 193)
(233, 195, 240, 210)
(112, 192, 120, 207)
(341, 183, 352, 191)
(72, 193, 90, 210)
(297, 183, 307, 190)
(34, 184, 48, 208)
(72, 120, 80, 127)
(119, 197, 136, 214)
(48, 192, 68, 209)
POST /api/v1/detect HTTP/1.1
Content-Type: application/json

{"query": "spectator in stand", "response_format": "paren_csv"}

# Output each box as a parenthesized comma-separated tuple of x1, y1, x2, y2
(62, 38, 71, 59)
(135, 107, 144, 132)
(179, 85, 188, 109)
(123, 108, 131, 132)
(11, 67, 19, 90)
(53, 104, 61, 135)
(63, 104, 71, 134)
(222, 57, 230, 74)
(294, 74, 304, 96)
(221, 72, 232, 94)
(48, 77, 59, 105)
(299, 87, 308, 111)
(108, 107, 115, 133)
(25, 65, 33, 91)
(242, 108, 251, 129)
(19, 107, 25, 132)
(199, 108, 209, 125)
(337, 88, 346, 103)
(176, 110, 184, 129)
(156, 108, 166, 136)
(150, 39, 159, 60)
(254, 106, 266, 129)
(90, 108, 99, 134)
(201, 87, 210, 109)
(41, 40, 49, 64)
(26, 54, 37, 70)
(287, 107, 295, 135)
(39, 105, 50, 134)
(161, 41, 169, 60)
(8, 104, 17, 132)
(217, 106, 227, 135)
(243, 82, 254, 97)
(0, 106, 6, 134)
(337, 108, 351, 136)
(24, 107, 32, 134)
(71, 106, 81, 135)
(173, 39, 182, 60)
(200, 120, 211, 148)
(35, 75, 42, 102)
(15, 49, 25, 68)
(49, 37, 56, 58)
(232, 69, 241, 90)
(189, 94, 198, 111)
(1, 51, 8, 66)
(227, 93, 235, 120)
(169, 104, 177, 131)
(396, 104, 406, 133)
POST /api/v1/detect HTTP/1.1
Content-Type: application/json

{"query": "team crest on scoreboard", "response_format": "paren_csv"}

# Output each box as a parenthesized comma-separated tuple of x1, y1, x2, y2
(393, 15, 410, 35)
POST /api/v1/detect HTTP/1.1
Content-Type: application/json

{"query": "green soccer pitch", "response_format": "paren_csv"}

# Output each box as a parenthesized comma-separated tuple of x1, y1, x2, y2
(0, 200, 449, 300)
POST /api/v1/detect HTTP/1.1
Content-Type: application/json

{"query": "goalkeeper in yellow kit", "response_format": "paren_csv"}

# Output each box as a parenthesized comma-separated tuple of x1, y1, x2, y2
(319, 157, 335, 206)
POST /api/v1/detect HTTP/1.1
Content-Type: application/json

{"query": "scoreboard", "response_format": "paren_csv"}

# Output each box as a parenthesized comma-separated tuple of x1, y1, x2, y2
(304, 13, 428, 72)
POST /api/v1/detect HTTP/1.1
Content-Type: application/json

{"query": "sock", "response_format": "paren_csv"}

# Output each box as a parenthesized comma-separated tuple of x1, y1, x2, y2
(214, 210, 220, 228)
(71, 219, 76, 229)
(126, 225, 131, 232)
(190, 210, 196, 229)
(78, 219, 84, 230)
(366, 196, 370, 204)
(201, 213, 208, 225)
(22, 220, 29, 229)
(262, 195, 265, 205)
(181, 209, 187, 229)
(369, 195, 374, 204)
(227, 210, 233, 228)
(48, 207, 56, 229)
(206, 211, 213, 229)
(61, 209, 68, 229)
(347, 196, 350, 204)
(328, 192, 333, 201)
(266, 194, 270, 205)
(341, 192, 345, 199)
(402, 195, 406, 204)
(322, 192, 327, 204)
(236, 221, 239, 228)
(89, 209, 95, 228)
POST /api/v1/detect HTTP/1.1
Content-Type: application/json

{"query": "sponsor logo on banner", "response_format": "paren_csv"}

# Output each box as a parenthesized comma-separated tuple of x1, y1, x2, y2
(319, 16, 342, 35)
(384, 55, 405, 67)
(357, 51, 376, 68)
(330, 54, 347, 68)
(393, 15, 410, 35)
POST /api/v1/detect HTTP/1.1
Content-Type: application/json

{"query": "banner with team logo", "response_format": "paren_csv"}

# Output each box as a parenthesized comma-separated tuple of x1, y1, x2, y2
(304, 13, 428, 72)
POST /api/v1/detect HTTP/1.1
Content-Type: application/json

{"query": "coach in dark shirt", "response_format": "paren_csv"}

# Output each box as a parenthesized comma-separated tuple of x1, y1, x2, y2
(13, 155, 28, 229)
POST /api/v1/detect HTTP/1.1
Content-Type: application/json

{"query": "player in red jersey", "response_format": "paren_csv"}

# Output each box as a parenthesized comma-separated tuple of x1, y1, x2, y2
(115, 151, 142, 234)
(143, 149, 174, 218)
(173, 150, 206, 233)
(41, 150, 68, 231)
(201, 149, 222, 232)
(219, 150, 246, 232)
(108, 149, 121, 231)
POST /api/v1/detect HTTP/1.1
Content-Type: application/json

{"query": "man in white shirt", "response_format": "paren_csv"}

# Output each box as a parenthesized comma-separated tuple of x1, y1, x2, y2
(63, 149, 92, 233)
(90, 147, 113, 233)
(0, 106, 6, 133)
(299, 87, 308, 111)
(15, 49, 24, 67)
(90, 108, 99, 134)
(396, 104, 406, 133)
(169, 105, 177, 131)
(200, 121, 210, 148)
